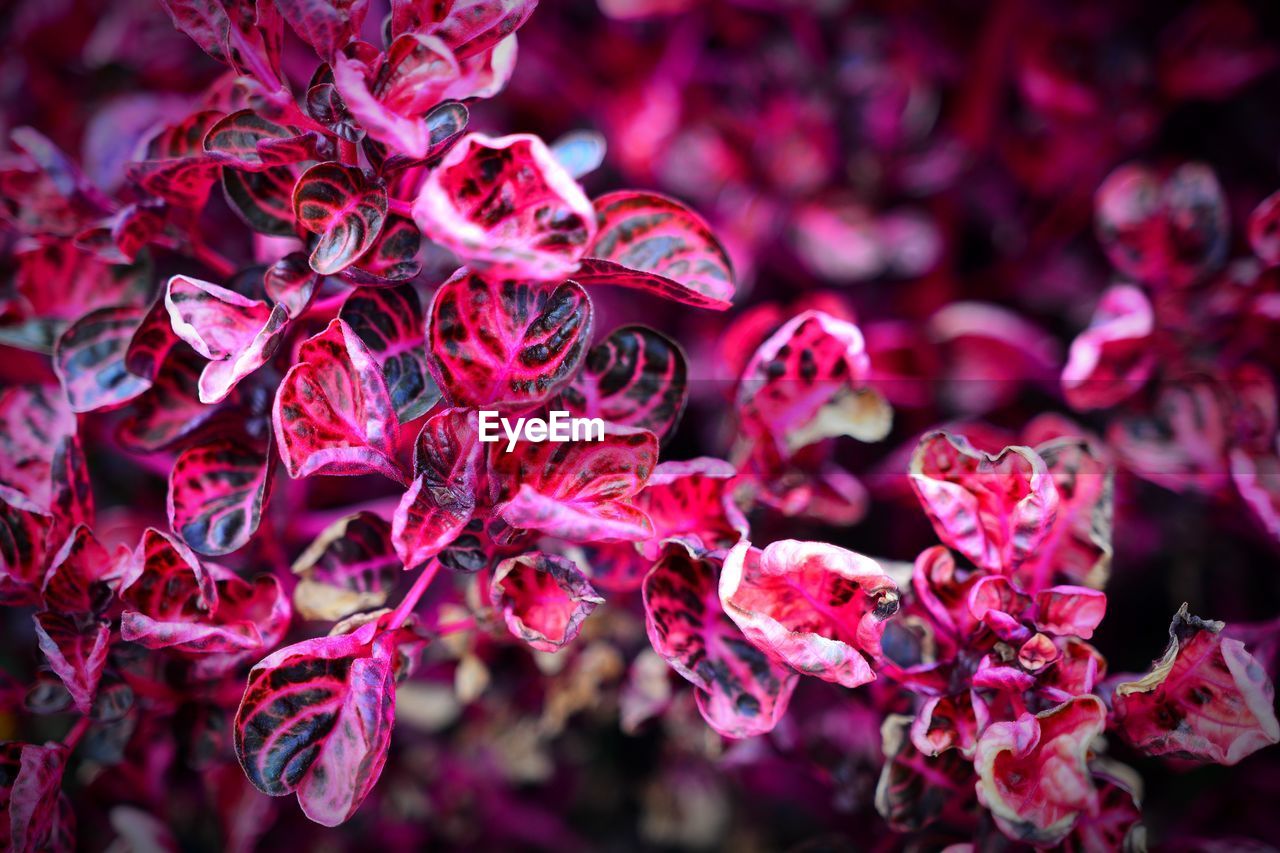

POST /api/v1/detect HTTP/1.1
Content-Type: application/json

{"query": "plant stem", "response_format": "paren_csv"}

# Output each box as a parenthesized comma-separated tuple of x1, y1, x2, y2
(434, 616, 475, 636)
(188, 240, 238, 278)
(388, 559, 441, 630)
(388, 198, 414, 218)
(340, 139, 359, 166)
(62, 716, 91, 750)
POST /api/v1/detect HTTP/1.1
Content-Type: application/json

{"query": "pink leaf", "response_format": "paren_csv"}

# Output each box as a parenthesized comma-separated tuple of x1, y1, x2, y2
(392, 408, 481, 569)
(33, 612, 110, 715)
(168, 436, 276, 556)
(292, 512, 401, 621)
(164, 275, 289, 403)
(426, 270, 592, 408)
(273, 319, 406, 483)
(1095, 162, 1228, 289)
(973, 695, 1106, 846)
(559, 325, 687, 441)
(1061, 285, 1156, 411)
(576, 191, 735, 310)
(54, 305, 153, 413)
(339, 285, 439, 421)
(293, 162, 388, 275)
(1113, 604, 1280, 765)
(737, 310, 891, 456)
(490, 552, 603, 652)
(276, 0, 370, 60)
(909, 431, 1060, 576)
(234, 620, 400, 826)
(643, 545, 797, 737)
(720, 540, 900, 688)
(489, 426, 658, 542)
(119, 529, 289, 655)
(412, 133, 596, 280)
(0, 741, 68, 852)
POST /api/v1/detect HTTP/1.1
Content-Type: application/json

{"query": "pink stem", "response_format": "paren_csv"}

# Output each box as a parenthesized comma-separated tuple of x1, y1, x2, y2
(387, 559, 441, 630)
(340, 139, 359, 166)
(434, 616, 476, 636)
(188, 240, 238, 278)
(388, 198, 414, 218)
(62, 716, 92, 750)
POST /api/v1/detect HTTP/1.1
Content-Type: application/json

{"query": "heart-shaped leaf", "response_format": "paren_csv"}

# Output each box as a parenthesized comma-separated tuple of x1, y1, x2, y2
(234, 620, 399, 826)
(340, 285, 439, 422)
(489, 426, 657, 542)
(392, 408, 481, 569)
(490, 552, 603, 653)
(293, 162, 388, 275)
(909, 432, 1060, 576)
(54, 305, 153, 413)
(427, 270, 591, 408)
(576, 191, 735, 310)
(559, 325, 687, 441)
(1095, 162, 1228, 289)
(33, 612, 110, 715)
(411, 133, 596, 280)
(292, 512, 400, 621)
(643, 545, 798, 738)
(165, 275, 290, 403)
(720, 539, 900, 688)
(273, 319, 406, 482)
(168, 436, 276, 556)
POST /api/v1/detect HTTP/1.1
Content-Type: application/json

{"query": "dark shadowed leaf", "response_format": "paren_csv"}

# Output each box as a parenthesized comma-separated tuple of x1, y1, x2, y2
(168, 436, 276, 556)
(560, 325, 687, 441)
(340, 284, 439, 422)
(293, 162, 388, 275)
(54, 305, 153, 413)
(292, 512, 401, 621)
